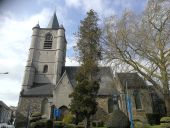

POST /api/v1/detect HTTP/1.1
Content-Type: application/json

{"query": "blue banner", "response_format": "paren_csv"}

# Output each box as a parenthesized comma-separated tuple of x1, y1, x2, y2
(126, 96, 134, 128)
(53, 108, 61, 118)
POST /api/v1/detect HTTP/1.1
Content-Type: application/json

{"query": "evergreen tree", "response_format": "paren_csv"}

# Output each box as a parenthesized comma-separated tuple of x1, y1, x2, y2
(69, 10, 101, 128)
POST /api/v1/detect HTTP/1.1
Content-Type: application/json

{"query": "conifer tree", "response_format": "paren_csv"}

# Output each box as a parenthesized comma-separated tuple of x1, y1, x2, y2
(69, 10, 101, 128)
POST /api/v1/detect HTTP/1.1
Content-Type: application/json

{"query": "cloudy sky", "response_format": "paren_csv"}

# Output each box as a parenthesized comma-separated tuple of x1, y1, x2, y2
(0, 0, 147, 106)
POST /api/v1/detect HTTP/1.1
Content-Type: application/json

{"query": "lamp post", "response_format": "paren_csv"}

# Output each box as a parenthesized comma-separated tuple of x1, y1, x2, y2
(0, 72, 9, 74)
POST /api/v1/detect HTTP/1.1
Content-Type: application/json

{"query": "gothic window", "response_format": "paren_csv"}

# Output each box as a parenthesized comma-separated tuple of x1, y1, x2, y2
(59, 106, 69, 120)
(108, 98, 114, 113)
(41, 98, 49, 116)
(43, 65, 48, 73)
(133, 90, 142, 110)
(44, 33, 53, 49)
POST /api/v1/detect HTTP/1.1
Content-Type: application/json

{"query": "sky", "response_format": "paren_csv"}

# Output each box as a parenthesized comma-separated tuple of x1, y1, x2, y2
(0, 0, 147, 106)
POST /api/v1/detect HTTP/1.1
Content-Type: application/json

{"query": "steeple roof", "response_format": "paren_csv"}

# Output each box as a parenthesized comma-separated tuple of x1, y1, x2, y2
(47, 12, 59, 29)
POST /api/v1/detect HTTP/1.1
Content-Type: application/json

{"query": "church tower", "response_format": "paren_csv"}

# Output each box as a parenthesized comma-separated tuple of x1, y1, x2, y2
(15, 12, 67, 127)
(22, 12, 66, 91)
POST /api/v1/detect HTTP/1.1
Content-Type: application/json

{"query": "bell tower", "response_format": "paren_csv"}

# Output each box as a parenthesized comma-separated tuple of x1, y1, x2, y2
(22, 12, 67, 91)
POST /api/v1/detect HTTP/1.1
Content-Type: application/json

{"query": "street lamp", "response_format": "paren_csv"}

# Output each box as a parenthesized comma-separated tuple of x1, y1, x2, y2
(0, 72, 9, 74)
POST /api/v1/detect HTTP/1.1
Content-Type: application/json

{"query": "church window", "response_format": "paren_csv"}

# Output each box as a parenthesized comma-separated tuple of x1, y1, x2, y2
(44, 33, 53, 49)
(133, 90, 142, 110)
(43, 65, 48, 73)
(41, 98, 49, 116)
(108, 98, 114, 113)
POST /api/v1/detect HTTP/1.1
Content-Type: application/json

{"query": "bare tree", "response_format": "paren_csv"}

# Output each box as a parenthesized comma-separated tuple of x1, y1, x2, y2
(102, 0, 170, 115)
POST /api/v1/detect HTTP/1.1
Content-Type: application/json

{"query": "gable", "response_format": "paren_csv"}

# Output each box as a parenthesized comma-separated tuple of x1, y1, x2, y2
(53, 71, 74, 108)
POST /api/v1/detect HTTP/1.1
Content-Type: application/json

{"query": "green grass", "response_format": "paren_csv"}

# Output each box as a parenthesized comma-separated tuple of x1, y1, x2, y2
(149, 125, 161, 128)
(92, 127, 107, 128)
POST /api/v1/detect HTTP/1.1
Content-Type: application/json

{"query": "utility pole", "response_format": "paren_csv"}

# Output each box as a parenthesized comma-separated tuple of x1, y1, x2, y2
(0, 72, 9, 74)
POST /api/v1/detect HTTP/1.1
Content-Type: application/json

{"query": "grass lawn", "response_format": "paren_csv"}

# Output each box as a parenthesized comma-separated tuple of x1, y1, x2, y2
(149, 125, 161, 128)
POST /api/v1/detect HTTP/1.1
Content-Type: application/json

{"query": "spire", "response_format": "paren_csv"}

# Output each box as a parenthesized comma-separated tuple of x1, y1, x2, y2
(47, 12, 59, 29)
(35, 21, 40, 28)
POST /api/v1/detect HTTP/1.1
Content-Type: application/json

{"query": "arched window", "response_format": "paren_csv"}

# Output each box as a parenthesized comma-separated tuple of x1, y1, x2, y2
(41, 98, 49, 116)
(44, 33, 53, 49)
(133, 90, 142, 110)
(108, 96, 119, 113)
(59, 106, 69, 120)
(108, 98, 114, 113)
(43, 65, 48, 73)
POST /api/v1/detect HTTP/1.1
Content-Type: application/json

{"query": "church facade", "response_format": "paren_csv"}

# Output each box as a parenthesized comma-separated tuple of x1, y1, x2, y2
(15, 12, 153, 127)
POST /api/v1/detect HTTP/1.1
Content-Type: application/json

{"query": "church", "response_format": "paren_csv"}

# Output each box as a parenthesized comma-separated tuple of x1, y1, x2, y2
(15, 12, 155, 127)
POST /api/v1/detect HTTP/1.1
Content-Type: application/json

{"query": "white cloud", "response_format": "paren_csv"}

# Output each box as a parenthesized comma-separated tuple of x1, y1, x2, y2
(65, 57, 79, 66)
(0, 7, 77, 106)
(0, 8, 52, 106)
(65, 0, 115, 16)
(65, 0, 81, 8)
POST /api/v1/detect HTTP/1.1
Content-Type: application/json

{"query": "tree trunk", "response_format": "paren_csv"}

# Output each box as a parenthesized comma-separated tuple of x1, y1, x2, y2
(164, 94, 170, 116)
(85, 117, 91, 128)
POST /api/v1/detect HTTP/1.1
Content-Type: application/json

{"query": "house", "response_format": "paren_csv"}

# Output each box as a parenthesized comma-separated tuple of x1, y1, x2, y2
(0, 101, 12, 124)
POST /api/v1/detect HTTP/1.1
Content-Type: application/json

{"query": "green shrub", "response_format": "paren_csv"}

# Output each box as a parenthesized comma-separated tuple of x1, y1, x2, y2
(64, 124, 76, 128)
(146, 113, 161, 125)
(160, 117, 170, 128)
(160, 117, 170, 123)
(30, 116, 42, 123)
(54, 121, 65, 128)
(31, 112, 41, 117)
(92, 120, 104, 127)
(46, 119, 53, 128)
(30, 119, 47, 128)
(63, 112, 74, 124)
(105, 110, 130, 128)
(161, 123, 170, 128)
(134, 121, 151, 128)
(14, 112, 27, 127)
(75, 125, 85, 128)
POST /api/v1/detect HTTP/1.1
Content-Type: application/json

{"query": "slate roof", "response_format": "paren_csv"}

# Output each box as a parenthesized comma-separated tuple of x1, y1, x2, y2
(64, 66, 117, 96)
(0, 100, 11, 110)
(22, 84, 53, 97)
(22, 66, 117, 97)
(47, 12, 59, 29)
(116, 73, 146, 89)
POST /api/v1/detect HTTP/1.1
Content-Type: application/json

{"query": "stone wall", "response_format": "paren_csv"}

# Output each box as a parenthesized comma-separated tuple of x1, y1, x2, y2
(92, 96, 109, 121)
(15, 96, 51, 128)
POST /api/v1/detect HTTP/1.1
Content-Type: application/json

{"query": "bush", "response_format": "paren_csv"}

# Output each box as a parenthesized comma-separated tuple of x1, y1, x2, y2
(75, 125, 85, 128)
(105, 110, 130, 128)
(46, 119, 53, 128)
(54, 121, 65, 128)
(14, 112, 27, 127)
(92, 120, 104, 127)
(31, 112, 41, 117)
(160, 117, 170, 128)
(30, 116, 42, 123)
(134, 121, 151, 128)
(63, 112, 74, 124)
(160, 117, 170, 123)
(64, 124, 76, 128)
(146, 113, 161, 125)
(30, 119, 47, 128)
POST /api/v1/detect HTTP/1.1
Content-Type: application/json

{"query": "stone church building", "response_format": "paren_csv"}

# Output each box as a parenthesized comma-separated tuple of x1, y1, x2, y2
(15, 12, 154, 127)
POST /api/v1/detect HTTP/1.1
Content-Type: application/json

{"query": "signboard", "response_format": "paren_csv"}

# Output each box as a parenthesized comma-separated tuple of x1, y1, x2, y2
(53, 108, 61, 118)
